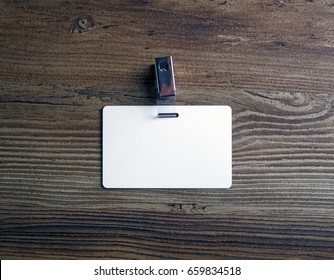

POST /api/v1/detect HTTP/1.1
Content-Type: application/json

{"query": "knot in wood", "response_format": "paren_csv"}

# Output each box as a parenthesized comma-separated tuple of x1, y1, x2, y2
(75, 15, 95, 33)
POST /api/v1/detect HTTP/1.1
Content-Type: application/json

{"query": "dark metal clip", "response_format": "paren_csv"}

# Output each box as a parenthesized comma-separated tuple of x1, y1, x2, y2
(154, 56, 178, 118)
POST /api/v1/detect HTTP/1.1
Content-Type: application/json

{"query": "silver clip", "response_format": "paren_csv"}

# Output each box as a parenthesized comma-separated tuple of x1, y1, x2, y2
(154, 56, 178, 118)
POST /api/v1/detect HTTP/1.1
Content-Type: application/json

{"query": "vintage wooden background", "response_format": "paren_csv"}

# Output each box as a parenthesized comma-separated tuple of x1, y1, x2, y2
(1, 0, 334, 259)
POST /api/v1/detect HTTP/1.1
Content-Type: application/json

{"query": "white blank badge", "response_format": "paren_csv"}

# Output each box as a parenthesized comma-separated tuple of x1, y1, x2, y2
(103, 105, 232, 188)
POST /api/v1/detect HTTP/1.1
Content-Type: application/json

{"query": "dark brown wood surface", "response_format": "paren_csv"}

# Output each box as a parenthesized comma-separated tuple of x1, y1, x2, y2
(1, 0, 334, 259)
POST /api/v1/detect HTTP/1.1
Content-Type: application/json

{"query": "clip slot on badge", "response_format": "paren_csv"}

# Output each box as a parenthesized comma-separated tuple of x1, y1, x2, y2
(155, 56, 178, 118)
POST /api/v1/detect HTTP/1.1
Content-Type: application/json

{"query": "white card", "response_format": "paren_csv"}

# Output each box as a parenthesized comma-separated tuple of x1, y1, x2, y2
(103, 106, 232, 188)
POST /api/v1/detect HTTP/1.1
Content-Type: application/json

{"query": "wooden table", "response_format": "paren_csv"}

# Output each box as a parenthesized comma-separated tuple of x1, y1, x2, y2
(1, 0, 334, 259)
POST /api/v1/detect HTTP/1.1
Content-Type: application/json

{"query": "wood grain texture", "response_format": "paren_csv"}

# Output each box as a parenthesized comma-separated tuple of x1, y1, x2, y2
(1, 0, 334, 259)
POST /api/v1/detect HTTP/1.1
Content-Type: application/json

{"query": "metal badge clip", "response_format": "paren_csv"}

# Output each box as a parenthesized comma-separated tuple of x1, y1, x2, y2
(154, 56, 178, 118)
